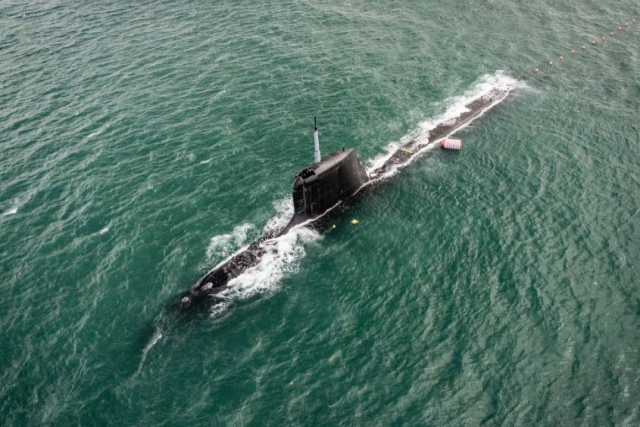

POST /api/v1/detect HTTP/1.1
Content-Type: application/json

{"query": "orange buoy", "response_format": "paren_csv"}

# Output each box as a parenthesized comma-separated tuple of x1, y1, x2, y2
(441, 138, 462, 150)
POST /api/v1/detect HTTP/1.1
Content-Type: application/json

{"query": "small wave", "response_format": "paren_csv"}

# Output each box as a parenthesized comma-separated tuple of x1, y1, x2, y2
(86, 121, 112, 140)
(130, 326, 163, 380)
(2, 195, 35, 216)
(2, 207, 18, 216)
(143, 327, 163, 355)
(87, 129, 102, 139)
(89, 225, 110, 237)
(2, 193, 32, 217)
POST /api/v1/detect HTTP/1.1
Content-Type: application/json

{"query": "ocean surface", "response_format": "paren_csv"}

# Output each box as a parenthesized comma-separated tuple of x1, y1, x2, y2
(2, 0, 640, 425)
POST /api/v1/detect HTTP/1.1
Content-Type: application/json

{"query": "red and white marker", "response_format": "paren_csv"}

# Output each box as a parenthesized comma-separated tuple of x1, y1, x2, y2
(441, 138, 462, 150)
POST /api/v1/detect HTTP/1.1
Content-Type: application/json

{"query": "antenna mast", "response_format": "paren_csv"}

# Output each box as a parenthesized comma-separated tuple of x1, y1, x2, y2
(313, 116, 321, 163)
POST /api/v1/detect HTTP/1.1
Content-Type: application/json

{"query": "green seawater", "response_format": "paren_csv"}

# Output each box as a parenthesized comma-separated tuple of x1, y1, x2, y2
(2, 0, 640, 425)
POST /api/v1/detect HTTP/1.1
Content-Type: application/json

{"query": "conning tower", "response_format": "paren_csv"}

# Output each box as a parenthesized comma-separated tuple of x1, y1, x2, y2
(287, 119, 369, 228)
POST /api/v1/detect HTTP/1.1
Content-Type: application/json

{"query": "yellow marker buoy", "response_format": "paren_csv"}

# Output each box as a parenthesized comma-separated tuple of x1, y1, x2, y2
(350, 219, 359, 225)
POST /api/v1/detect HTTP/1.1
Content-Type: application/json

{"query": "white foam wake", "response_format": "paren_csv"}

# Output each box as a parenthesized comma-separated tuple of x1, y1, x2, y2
(205, 223, 254, 265)
(202, 199, 321, 316)
(263, 198, 294, 233)
(366, 70, 523, 179)
(209, 226, 320, 315)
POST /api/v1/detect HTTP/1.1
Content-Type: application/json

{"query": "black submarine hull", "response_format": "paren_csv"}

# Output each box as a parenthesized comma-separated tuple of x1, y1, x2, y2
(176, 87, 511, 311)
(178, 148, 369, 311)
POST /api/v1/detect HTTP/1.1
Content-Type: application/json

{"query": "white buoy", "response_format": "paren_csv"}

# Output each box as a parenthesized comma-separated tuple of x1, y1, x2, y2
(441, 138, 462, 150)
(313, 117, 321, 163)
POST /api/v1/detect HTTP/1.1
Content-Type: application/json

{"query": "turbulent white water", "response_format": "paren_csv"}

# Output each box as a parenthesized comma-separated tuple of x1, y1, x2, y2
(366, 71, 523, 179)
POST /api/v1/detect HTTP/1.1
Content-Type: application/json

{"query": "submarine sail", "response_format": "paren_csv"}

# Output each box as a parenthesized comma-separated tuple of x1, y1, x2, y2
(286, 148, 369, 231)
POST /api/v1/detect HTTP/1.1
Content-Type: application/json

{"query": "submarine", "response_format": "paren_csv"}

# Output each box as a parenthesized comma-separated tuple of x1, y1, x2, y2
(176, 86, 512, 311)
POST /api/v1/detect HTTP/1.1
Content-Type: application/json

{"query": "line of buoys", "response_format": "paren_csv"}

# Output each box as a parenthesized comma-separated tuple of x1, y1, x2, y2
(533, 16, 637, 75)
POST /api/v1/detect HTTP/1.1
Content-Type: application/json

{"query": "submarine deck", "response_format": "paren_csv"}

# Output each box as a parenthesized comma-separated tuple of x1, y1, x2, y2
(178, 86, 513, 309)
